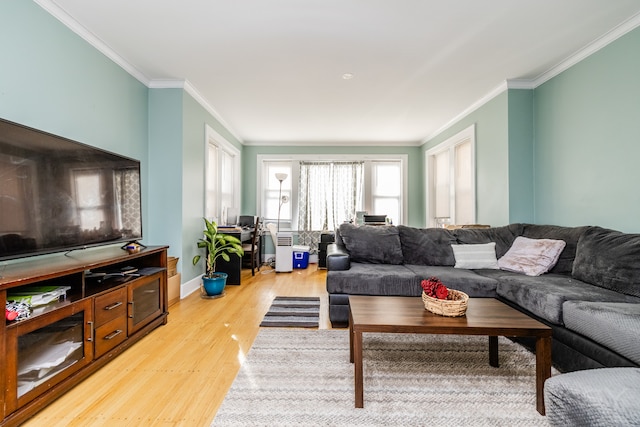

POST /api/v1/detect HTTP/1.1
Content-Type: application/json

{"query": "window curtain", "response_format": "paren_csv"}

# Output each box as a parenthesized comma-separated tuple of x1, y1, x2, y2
(298, 161, 364, 231)
(114, 168, 141, 237)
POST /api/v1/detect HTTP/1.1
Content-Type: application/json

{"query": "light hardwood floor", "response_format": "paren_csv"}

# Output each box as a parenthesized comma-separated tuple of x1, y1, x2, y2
(23, 265, 332, 427)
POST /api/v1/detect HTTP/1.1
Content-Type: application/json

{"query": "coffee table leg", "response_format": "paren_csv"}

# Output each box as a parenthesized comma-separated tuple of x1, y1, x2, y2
(536, 336, 552, 415)
(354, 330, 364, 408)
(489, 336, 499, 367)
(349, 310, 354, 363)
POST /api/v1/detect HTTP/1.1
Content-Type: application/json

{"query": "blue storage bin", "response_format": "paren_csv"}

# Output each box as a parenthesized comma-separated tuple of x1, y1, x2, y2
(292, 245, 310, 269)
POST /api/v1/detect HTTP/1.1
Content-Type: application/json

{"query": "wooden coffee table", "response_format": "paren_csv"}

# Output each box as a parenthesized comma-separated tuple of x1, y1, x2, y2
(348, 296, 552, 415)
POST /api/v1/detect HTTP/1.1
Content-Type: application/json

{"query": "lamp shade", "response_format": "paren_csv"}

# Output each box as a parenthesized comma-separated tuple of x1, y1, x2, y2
(275, 172, 288, 182)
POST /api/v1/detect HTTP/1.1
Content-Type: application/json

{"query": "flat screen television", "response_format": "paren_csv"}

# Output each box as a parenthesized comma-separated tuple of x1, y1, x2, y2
(0, 118, 142, 260)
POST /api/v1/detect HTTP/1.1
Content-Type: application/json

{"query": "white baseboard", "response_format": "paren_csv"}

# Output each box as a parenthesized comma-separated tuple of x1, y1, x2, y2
(181, 275, 202, 298)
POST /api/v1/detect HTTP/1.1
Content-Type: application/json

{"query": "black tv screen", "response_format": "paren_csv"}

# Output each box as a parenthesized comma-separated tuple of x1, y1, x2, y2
(0, 118, 142, 260)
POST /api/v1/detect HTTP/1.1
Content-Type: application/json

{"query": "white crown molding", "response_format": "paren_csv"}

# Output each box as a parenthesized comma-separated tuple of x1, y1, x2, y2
(506, 79, 536, 90)
(34, 0, 150, 85)
(243, 139, 422, 147)
(422, 81, 509, 144)
(147, 79, 185, 89)
(533, 11, 640, 86)
(181, 80, 244, 143)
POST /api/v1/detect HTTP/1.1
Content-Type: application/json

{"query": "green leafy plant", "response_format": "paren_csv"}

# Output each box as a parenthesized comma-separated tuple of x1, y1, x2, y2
(192, 218, 244, 277)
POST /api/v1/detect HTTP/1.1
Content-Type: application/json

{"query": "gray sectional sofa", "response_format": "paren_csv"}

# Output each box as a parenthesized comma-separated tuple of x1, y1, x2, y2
(326, 222, 640, 373)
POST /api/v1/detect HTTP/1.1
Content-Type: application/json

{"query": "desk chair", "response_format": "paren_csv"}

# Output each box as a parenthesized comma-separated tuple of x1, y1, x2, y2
(242, 217, 261, 275)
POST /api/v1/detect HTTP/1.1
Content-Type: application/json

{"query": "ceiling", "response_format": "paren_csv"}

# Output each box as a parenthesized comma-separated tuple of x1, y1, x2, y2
(37, 0, 640, 146)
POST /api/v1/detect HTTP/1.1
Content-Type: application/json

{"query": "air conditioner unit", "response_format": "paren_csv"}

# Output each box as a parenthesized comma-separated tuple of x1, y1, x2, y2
(275, 231, 293, 272)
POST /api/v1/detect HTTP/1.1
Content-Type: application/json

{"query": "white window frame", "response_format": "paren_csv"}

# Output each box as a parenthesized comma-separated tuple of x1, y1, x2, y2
(425, 124, 476, 227)
(257, 154, 408, 230)
(261, 161, 295, 230)
(205, 125, 241, 223)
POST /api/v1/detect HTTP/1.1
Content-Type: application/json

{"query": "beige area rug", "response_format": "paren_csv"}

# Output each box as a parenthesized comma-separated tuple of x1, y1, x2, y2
(213, 329, 554, 426)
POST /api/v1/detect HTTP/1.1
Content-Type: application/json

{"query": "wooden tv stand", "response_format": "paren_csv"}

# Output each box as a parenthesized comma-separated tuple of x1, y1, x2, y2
(0, 245, 169, 426)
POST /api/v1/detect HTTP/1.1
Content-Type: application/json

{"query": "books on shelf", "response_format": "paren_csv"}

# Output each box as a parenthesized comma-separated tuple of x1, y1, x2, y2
(7, 286, 71, 307)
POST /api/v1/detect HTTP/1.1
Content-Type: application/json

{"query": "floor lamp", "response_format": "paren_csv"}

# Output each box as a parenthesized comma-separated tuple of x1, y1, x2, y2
(275, 173, 288, 232)
(274, 173, 293, 272)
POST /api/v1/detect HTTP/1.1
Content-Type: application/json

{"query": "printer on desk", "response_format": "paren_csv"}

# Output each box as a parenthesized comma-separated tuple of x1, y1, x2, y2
(363, 214, 388, 225)
(219, 215, 254, 242)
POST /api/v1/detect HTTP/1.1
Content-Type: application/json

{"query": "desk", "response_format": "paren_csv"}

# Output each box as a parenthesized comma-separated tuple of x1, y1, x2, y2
(216, 227, 249, 285)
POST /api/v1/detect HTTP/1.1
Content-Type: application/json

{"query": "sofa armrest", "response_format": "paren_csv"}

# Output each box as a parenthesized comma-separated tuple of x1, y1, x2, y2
(327, 243, 350, 271)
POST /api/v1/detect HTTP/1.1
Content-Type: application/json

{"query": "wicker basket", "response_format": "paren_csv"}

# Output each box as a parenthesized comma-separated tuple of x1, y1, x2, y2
(422, 289, 469, 317)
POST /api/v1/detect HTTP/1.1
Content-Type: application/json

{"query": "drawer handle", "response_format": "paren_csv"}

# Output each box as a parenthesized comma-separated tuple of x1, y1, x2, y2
(104, 301, 123, 310)
(104, 329, 123, 340)
(88, 321, 94, 342)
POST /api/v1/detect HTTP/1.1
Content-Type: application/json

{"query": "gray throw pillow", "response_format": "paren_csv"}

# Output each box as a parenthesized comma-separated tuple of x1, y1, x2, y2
(339, 223, 404, 264)
(572, 227, 640, 298)
(397, 225, 456, 266)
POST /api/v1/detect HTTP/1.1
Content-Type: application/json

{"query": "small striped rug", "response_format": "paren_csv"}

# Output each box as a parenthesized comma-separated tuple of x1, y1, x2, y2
(260, 296, 320, 328)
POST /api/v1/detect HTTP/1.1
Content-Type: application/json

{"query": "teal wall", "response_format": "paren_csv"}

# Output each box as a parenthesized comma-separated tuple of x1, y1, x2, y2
(423, 92, 511, 227)
(148, 89, 183, 258)
(507, 89, 535, 223)
(0, 2, 148, 161)
(534, 27, 640, 232)
(241, 145, 424, 227)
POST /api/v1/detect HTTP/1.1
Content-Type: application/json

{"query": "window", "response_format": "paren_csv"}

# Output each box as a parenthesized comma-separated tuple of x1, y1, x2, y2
(205, 125, 241, 224)
(258, 155, 407, 231)
(370, 161, 402, 225)
(262, 161, 292, 228)
(425, 124, 475, 227)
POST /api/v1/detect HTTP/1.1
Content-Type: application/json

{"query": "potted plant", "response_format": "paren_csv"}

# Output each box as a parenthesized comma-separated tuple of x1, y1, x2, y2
(192, 218, 244, 297)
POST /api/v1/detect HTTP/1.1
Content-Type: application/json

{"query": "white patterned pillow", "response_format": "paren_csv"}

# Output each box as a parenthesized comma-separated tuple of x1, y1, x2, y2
(498, 236, 566, 276)
(451, 242, 499, 269)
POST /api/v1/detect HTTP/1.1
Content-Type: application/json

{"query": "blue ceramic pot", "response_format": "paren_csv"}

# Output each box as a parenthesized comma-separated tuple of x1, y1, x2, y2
(202, 273, 228, 296)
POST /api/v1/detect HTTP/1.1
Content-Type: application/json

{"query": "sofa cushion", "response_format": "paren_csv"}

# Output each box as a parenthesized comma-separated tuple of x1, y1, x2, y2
(404, 265, 499, 297)
(326, 263, 420, 296)
(453, 224, 524, 258)
(544, 368, 640, 427)
(496, 274, 639, 325)
(474, 269, 526, 281)
(573, 227, 640, 298)
(451, 243, 499, 269)
(397, 225, 456, 266)
(338, 223, 404, 265)
(522, 224, 589, 275)
(563, 301, 640, 365)
(498, 236, 566, 276)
